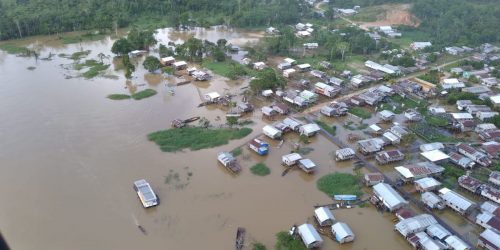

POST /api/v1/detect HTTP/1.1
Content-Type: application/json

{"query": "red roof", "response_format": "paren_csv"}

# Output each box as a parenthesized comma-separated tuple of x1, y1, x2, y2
(458, 143, 476, 154)
(458, 175, 483, 192)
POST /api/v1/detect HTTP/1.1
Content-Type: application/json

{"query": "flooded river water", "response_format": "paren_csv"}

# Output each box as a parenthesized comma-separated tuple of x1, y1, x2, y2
(0, 27, 411, 250)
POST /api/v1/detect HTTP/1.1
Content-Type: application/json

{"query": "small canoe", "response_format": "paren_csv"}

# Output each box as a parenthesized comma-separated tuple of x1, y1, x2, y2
(183, 116, 200, 123)
(236, 227, 245, 250)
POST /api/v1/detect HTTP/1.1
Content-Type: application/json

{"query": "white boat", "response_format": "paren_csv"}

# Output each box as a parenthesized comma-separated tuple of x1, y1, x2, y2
(133, 179, 158, 208)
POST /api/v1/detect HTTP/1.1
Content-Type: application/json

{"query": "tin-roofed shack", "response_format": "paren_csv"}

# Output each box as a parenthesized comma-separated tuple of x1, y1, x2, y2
(297, 223, 323, 249)
(331, 222, 355, 244)
(314, 207, 335, 226)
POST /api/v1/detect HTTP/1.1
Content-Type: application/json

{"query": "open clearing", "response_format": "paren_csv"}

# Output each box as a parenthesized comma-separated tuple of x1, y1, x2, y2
(354, 4, 420, 30)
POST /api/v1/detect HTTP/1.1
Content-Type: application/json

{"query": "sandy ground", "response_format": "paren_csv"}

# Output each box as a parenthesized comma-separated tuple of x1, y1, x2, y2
(358, 4, 420, 30)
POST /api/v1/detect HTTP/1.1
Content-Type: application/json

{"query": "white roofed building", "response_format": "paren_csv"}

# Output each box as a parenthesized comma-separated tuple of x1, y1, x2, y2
(373, 183, 409, 211)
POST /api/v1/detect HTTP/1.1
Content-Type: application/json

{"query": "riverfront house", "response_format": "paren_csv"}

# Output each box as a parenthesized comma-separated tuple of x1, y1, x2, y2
(364, 173, 384, 186)
(375, 150, 405, 165)
(263, 125, 282, 139)
(439, 188, 476, 215)
(335, 148, 356, 161)
(372, 183, 409, 212)
(331, 222, 355, 244)
(314, 207, 335, 226)
(298, 159, 317, 173)
(282, 153, 302, 167)
(414, 177, 442, 192)
(298, 223, 323, 249)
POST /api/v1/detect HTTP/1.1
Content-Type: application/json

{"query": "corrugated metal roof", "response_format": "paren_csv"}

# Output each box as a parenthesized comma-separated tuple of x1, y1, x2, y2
(444, 235, 469, 250)
(298, 224, 323, 246)
(373, 183, 408, 210)
(439, 188, 475, 211)
(395, 214, 437, 237)
(426, 224, 450, 240)
(314, 207, 335, 224)
(415, 178, 442, 190)
(420, 150, 450, 162)
(299, 159, 316, 169)
(479, 229, 500, 249)
(331, 222, 354, 240)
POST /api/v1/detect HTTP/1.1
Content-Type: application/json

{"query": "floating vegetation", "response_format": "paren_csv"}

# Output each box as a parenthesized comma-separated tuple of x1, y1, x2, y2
(148, 127, 252, 152)
(107, 94, 131, 100)
(0, 43, 28, 54)
(317, 172, 362, 197)
(250, 163, 270, 176)
(131, 89, 157, 100)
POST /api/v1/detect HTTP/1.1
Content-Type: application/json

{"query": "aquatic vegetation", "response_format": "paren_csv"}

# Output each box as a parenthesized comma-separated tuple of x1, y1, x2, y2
(317, 173, 362, 197)
(82, 63, 110, 79)
(70, 50, 91, 60)
(231, 147, 242, 157)
(107, 94, 131, 100)
(314, 120, 336, 136)
(275, 231, 306, 250)
(131, 89, 157, 100)
(148, 127, 252, 152)
(348, 107, 371, 119)
(252, 242, 267, 250)
(0, 43, 28, 54)
(250, 163, 270, 176)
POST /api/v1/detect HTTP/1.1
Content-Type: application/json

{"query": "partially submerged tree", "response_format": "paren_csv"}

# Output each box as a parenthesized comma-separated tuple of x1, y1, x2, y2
(143, 56, 162, 73)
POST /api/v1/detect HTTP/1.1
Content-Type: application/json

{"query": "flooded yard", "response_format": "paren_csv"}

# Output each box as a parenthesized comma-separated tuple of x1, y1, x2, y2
(0, 27, 417, 250)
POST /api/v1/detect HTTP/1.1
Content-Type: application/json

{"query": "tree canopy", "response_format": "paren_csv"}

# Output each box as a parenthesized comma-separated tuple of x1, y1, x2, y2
(0, 0, 309, 40)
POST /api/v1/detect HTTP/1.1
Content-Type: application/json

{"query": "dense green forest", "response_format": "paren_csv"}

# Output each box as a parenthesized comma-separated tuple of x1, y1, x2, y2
(329, 0, 500, 47)
(0, 0, 307, 40)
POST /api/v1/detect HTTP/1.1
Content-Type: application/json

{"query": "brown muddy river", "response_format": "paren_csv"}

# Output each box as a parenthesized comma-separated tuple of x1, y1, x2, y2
(0, 27, 411, 250)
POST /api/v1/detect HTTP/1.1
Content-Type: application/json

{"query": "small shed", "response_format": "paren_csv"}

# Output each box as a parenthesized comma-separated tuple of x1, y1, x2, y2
(300, 123, 321, 137)
(314, 207, 335, 226)
(253, 61, 267, 70)
(364, 173, 384, 186)
(248, 138, 269, 155)
(378, 110, 396, 122)
(421, 192, 445, 210)
(331, 222, 355, 244)
(415, 177, 442, 192)
(298, 224, 323, 249)
(272, 103, 290, 115)
(263, 125, 282, 139)
(262, 89, 274, 97)
(297, 63, 311, 72)
(278, 62, 292, 70)
(298, 159, 317, 173)
(204, 92, 221, 102)
(335, 148, 356, 161)
(160, 56, 175, 66)
(283, 117, 304, 131)
(261, 106, 277, 117)
(282, 153, 302, 166)
(283, 68, 296, 78)
(173, 61, 188, 70)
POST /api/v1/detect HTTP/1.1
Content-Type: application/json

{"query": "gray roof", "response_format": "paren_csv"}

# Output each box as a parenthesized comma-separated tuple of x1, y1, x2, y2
(331, 222, 354, 239)
(426, 224, 451, 240)
(444, 235, 469, 250)
(299, 159, 316, 170)
(479, 229, 500, 249)
(421, 192, 442, 207)
(395, 214, 438, 237)
(314, 207, 335, 224)
(415, 177, 441, 190)
(439, 188, 475, 211)
(134, 179, 157, 202)
(298, 223, 323, 247)
(373, 183, 408, 210)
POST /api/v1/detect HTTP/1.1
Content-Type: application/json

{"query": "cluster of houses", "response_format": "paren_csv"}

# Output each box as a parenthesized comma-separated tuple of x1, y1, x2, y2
(458, 173, 500, 205)
(292, 205, 357, 248)
(295, 22, 314, 38)
(357, 123, 409, 154)
(262, 117, 321, 140)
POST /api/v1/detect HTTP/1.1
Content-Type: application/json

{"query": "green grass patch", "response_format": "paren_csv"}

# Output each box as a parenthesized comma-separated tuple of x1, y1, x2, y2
(348, 107, 372, 119)
(202, 59, 255, 79)
(425, 115, 449, 127)
(0, 43, 28, 54)
(231, 147, 242, 157)
(315, 120, 336, 135)
(70, 50, 91, 60)
(250, 163, 271, 176)
(107, 94, 131, 100)
(409, 123, 458, 143)
(252, 242, 267, 250)
(132, 89, 157, 100)
(349, 6, 385, 22)
(275, 232, 307, 250)
(442, 163, 466, 188)
(82, 63, 109, 79)
(148, 127, 253, 152)
(317, 172, 362, 197)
